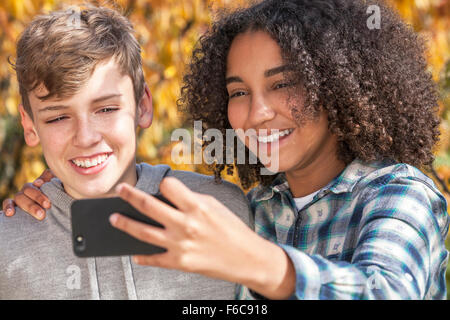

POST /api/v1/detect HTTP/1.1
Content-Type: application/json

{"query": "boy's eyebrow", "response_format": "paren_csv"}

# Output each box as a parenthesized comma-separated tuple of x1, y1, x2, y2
(226, 65, 292, 85)
(38, 94, 123, 113)
(91, 93, 122, 104)
(38, 105, 70, 113)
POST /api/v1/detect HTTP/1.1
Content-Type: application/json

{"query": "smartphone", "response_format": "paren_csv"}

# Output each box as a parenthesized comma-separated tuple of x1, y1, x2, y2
(71, 195, 172, 257)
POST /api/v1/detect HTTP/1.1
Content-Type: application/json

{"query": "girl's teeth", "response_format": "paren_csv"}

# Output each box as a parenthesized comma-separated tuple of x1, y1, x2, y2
(257, 129, 293, 143)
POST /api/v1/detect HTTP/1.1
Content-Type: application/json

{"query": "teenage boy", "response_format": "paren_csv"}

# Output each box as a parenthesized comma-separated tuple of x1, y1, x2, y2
(0, 6, 251, 299)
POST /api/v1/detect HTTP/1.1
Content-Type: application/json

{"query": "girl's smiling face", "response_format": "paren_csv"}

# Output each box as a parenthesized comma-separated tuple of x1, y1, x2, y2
(226, 30, 340, 180)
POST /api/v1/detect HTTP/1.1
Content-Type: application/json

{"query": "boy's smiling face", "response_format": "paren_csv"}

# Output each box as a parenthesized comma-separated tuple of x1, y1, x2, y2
(19, 58, 152, 199)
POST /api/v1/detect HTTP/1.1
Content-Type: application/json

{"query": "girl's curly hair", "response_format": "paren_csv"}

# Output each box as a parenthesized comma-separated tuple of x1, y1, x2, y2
(178, 0, 441, 189)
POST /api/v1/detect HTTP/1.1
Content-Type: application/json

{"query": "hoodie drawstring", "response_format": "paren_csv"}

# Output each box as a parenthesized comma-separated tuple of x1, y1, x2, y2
(87, 257, 100, 300)
(122, 256, 138, 300)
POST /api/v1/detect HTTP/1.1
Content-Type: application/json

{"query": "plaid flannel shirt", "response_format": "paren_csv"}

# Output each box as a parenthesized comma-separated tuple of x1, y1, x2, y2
(237, 159, 449, 300)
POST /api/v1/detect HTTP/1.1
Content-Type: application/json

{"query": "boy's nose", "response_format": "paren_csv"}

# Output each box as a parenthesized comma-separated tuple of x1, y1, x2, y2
(72, 118, 102, 147)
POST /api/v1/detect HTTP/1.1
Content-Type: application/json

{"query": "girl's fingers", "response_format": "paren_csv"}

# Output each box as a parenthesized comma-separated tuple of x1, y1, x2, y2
(116, 183, 184, 227)
(132, 254, 169, 267)
(158, 177, 199, 212)
(109, 213, 168, 248)
(32, 179, 44, 188)
(23, 184, 51, 209)
(32, 169, 54, 188)
(2, 199, 15, 216)
(38, 169, 55, 183)
(13, 191, 46, 220)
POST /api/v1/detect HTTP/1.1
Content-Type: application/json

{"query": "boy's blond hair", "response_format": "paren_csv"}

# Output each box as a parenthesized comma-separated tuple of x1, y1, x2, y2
(12, 5, 144, 118)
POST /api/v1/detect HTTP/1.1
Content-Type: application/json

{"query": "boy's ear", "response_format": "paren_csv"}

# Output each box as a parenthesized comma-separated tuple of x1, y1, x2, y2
(137, 84, 153, 129)
(19, 104, 40, 147)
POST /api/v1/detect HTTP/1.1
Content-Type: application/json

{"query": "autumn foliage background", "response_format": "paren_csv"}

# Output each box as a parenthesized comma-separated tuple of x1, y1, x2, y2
(0, 0, 449, 297)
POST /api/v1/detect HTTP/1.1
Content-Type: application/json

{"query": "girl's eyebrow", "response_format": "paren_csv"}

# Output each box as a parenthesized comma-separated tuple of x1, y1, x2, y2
(226, 65, 292, 85)
(264, 65, 291, 77)
(226, 76, 242, 85)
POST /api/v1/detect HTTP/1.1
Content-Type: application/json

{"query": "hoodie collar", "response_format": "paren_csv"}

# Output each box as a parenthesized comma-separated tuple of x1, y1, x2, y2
(40, 163, 172, 219)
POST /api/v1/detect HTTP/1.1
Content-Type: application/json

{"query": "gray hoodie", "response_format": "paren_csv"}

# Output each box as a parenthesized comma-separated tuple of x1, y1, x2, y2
(0, 163, 252, 299)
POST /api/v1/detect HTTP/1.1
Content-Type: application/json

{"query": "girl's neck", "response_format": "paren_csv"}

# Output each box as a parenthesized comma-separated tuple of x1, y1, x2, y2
(285, 138, 347, 198)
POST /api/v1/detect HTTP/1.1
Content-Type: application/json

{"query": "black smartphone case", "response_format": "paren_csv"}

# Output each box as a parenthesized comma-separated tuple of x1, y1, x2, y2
(71, 196, 170, 257)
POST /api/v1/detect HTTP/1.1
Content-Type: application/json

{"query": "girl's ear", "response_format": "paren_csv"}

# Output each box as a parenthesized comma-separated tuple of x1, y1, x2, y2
(137, 84, 153, 129)
(19, 104, 40, 147)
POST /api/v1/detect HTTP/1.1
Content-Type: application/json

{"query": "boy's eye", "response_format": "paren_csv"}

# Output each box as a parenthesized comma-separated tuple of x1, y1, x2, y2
(98, 107, 119, 113)
(46, 116, 67, 124)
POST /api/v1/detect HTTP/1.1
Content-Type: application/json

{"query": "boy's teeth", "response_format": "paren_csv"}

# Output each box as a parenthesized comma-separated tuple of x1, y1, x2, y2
(257, 129, 293, 143)
(72, 154, 109, 168)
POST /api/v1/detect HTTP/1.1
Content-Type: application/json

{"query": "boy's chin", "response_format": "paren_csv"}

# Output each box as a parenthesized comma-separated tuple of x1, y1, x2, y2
(64, 183, 117, 200)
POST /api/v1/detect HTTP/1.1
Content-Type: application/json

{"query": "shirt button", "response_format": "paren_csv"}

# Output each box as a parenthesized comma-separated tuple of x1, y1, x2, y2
(405, 273, 414, 282)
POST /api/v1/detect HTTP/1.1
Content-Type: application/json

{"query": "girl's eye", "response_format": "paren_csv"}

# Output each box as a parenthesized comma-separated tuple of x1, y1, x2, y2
(273, 82, 291, 90)
(46, 116, 67, 124)
(229, 91, 247, 99)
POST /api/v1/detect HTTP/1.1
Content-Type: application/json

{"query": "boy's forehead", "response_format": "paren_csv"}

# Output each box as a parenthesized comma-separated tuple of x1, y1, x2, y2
(29, 84, 55, 107)
(35, 84, 48, 95)
(31, 84, 52, 100)
(29, 58, 132, 108)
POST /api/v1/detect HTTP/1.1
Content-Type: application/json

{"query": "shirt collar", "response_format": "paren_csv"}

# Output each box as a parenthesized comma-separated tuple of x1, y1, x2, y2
(252, 158, 396, 202)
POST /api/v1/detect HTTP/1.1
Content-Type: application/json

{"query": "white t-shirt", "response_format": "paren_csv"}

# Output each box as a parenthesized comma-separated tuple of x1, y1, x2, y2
(294, 189, 321, 211)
